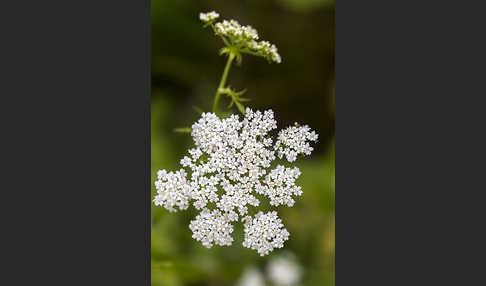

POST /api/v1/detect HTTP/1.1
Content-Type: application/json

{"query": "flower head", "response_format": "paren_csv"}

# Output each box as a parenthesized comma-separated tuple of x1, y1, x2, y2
(237, 267, 265, 286)
(248, 40, 282, 63)
(275, 124, 319, 162)
(242, 211, 290, 256)
(267, 253, 302, 286)
(199, 11, 219, 23)
(153, 169, 191, 212)
(260, 165, 302, 207)
(189, 208, 234, 248)
(154, 108, 317, 255)
(201, 11, 282, 63)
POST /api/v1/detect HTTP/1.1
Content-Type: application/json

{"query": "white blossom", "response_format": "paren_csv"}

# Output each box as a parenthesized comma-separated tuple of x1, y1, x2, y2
(267, 254, 302, 286)
(236, 267, 266, 286)
(205, 12, 281, 63)
(248, 40, 282, 63)
(261, 165, 302, 207)
(275, 124, 319, 162)
(189, 208, 234, 248)
(215, 20, 259, 42)
(153, 169, 191, 212)
(242, 211, 290, 256)
(199, 11, 219, 23)
(153, 108, 317, 255)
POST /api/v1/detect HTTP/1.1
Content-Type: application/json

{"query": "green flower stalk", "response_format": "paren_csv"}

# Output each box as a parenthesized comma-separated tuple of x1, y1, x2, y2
(199, 11, 281, 114)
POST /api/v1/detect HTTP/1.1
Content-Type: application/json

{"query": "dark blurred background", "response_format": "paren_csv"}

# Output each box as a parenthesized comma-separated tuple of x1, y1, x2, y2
(151, 0, 334, 285)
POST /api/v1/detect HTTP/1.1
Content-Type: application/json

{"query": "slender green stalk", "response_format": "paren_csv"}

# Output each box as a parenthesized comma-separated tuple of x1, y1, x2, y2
(212, 53, 235, 113)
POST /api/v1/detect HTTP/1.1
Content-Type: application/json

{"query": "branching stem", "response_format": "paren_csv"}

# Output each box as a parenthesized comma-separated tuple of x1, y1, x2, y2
(212, 53, 235, 113)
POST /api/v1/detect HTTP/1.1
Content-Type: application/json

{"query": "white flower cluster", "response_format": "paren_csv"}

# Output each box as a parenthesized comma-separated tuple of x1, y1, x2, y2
(276, 124, 319, 162)
(189, 208, 234, 248)
(215, 20, 259, 42)
(199, 11, 219, 23)
(242, 211, 290, 256)
(248, 40, 282, 64)
(201, 11, 282, 63)
(153, 169, 191, 212)
(259, 165, 302, 207)
(154, 108, 318, 255)
(267, 254, 302, 286)
(236, 254, 302, 286)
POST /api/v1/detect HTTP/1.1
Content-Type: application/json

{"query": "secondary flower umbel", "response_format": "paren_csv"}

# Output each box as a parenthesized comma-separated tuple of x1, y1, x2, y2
(154, 108, 318, 255)
(200, 11, 281, 64)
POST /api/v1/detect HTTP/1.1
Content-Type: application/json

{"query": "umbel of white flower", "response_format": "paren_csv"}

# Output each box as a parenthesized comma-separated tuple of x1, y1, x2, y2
(154, 108, 318, 256)
(199, 11, 282, 64)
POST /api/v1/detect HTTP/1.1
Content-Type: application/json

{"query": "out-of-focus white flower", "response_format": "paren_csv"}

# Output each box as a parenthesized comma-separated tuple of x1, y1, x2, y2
(154, 108, 317, 255)
(199, 11, 219, 23)
(236, 267, 266, 286)
(242, 211, 290, 256)
(267, 254, 302, 286)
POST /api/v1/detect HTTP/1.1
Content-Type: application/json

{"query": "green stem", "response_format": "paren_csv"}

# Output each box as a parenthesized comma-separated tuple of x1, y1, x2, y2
(212, 53, 235, 113)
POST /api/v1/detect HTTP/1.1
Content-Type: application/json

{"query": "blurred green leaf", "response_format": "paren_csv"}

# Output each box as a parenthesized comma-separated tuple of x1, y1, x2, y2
(235, 101, 246, 114)
(173, 127, 192, 133)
